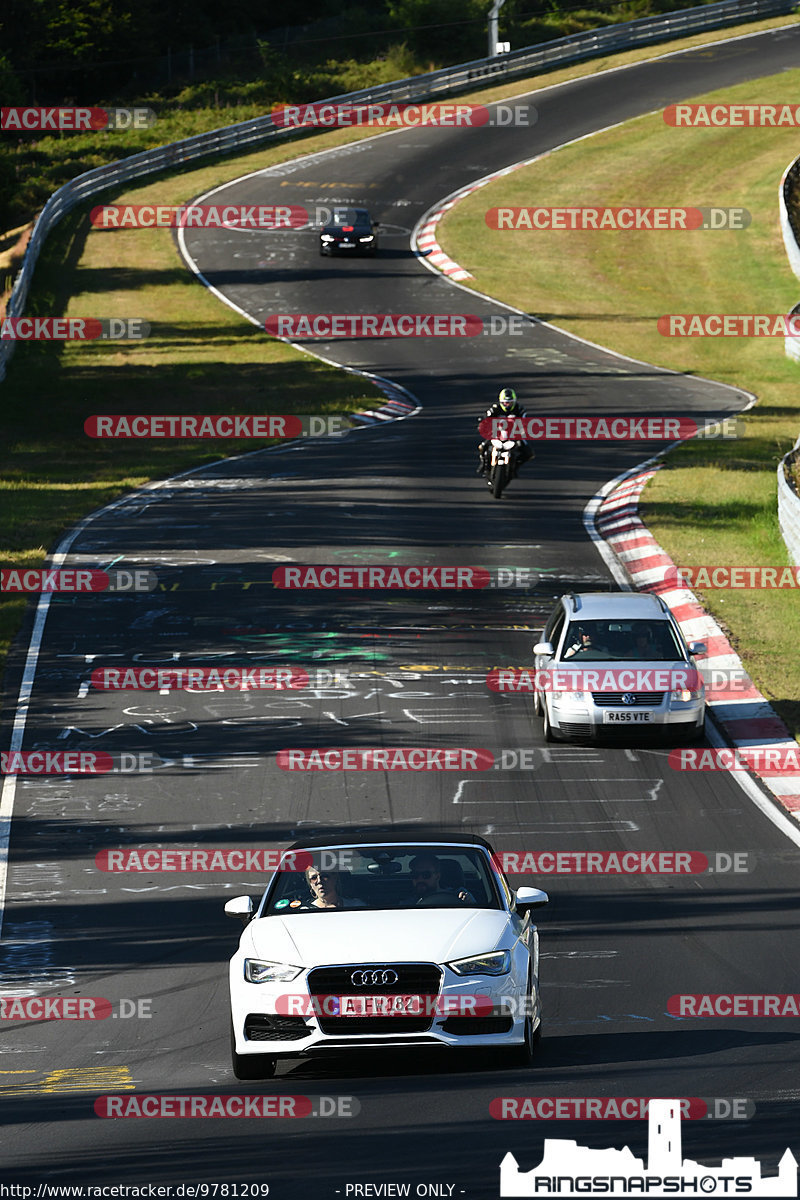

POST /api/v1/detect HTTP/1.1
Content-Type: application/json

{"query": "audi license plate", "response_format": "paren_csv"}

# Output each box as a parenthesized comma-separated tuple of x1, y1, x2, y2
(603, 710, 654, 723)
(338, 994, 423, 1016)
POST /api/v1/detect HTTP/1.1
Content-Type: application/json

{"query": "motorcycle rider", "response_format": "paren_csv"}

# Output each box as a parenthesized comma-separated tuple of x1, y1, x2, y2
(477, 387, 534, 477)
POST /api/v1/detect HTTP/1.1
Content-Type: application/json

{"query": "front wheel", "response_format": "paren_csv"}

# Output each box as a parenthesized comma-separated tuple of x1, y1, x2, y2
(542, 701, 556, 743)
(491, 463, 507, 499)
(231, 1024, 277, 1080)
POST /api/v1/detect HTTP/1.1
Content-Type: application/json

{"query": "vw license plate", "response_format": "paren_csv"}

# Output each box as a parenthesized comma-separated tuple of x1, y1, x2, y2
(603, 710, 654, 723)
(338, 994, 423, 1016)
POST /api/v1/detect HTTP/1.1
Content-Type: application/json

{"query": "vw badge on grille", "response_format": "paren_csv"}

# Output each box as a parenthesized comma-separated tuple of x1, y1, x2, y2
(622, 693, 636, 706)
(350, 969, 399, 987)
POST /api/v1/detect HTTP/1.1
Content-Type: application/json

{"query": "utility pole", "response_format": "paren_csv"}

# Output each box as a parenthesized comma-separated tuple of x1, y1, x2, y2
(488, 0, 508, 56)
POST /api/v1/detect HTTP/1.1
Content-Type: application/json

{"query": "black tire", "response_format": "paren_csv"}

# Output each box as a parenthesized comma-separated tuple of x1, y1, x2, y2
(230, 1023, 277, 1080)
(542, 701, 556, 743)
(505, 977, 541, 1067)
(491, 464, 507, 499)
(533, 688, 541, 717)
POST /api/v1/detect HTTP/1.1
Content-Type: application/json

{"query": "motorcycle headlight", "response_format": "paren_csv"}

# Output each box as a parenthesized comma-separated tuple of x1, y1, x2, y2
(244, 959, 303, 984)
(448, 950, 511, 976)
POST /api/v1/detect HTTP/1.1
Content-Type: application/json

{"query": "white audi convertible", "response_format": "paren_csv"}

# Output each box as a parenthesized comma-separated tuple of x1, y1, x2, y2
(225, 832, 548, 1078)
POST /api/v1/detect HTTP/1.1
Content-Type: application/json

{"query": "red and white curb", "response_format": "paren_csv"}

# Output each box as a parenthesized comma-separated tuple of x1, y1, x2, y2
(348, 375, 419, 425)
(413, 156, 541, 281)
(595, 466, 800, 822)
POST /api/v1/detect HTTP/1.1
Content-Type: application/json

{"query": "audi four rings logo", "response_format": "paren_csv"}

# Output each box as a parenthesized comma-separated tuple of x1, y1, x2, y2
(622, 693, 636, 706)
(350, 969, 399, 987)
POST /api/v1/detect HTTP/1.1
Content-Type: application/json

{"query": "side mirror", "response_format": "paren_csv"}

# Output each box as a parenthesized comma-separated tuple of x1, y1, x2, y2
(225, 896, 254, 924)
(515, 886, 549, 914)
(533, 641, 553, 656)
(372, 221, 380, 230)
(688, 641, 706, 657)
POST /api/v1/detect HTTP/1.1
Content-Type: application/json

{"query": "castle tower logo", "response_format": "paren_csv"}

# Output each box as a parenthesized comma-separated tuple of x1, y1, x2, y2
(500, 1098, 797, 1197)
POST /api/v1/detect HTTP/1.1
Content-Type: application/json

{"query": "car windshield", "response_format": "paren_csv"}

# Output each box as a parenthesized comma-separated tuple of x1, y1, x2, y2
(260, 845, 503, 914)
(561, 618, 684, 662)
(329, 208, 371, 229)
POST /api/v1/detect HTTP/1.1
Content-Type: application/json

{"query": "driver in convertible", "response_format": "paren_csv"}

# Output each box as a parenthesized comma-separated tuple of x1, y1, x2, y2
(409, 855, 473, 904)
(477, 387, 534, 478)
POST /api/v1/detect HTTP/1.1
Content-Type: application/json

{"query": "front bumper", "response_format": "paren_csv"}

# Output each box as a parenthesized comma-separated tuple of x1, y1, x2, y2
(547, 692, 704, 738)
(230, 961, 536, 1057)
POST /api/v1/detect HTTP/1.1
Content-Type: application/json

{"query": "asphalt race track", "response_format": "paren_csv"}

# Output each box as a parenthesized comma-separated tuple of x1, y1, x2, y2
(2, 23, 800, 1198)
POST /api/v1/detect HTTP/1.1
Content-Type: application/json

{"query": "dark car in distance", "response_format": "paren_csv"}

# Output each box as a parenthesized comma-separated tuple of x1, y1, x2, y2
(319, 207, 379, 256)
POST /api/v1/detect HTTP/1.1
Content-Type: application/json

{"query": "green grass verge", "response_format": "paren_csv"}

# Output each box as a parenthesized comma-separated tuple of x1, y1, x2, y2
(438, 69, 800, 739)
(1, 12, 797, 693)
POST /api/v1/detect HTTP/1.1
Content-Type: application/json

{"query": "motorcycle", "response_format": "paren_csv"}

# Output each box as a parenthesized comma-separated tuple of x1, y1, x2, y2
(487, 438, 522, 499)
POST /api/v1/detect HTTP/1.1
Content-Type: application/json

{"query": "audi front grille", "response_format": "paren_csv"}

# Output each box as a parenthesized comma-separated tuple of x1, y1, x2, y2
(307, 963, 442, 1035)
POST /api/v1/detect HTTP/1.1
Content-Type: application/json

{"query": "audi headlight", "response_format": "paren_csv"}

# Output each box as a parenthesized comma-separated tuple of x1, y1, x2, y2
(320, 234, 334, 241)
(358, 235, 374, 242)
(448, 950, 511, 976)
(244, 959, 303, 984)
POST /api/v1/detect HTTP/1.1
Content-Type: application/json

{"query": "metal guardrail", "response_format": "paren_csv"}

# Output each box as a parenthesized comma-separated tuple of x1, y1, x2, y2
(778, 438, 800, 565)
(1, 0, 797, 382)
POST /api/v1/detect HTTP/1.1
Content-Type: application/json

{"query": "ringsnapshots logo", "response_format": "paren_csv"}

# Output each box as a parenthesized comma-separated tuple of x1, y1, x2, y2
(498, 1098, 797, 1197)
(1, 106, 156, 131)
(485, 207, 750, 231)
(271, 101, 536, 128)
